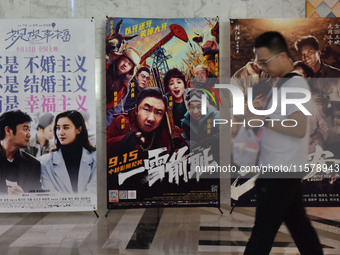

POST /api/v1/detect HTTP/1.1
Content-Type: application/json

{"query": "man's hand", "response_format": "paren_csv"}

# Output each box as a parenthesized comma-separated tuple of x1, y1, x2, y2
(8, 184, 24, 195)
(121, 131, 145, 152)
(243, 104, 266, 128)
(253, 94, 266, 109)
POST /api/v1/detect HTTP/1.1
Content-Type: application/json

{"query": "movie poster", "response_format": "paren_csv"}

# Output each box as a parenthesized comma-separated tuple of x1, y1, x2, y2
(230, 18, 340, 207)
(0, 19, 96, 212)
(106, 17, 220, 209)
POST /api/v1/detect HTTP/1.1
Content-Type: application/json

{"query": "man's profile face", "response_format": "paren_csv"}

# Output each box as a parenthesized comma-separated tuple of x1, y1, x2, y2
(188, 101, 202, 120)
(136, 71, 150, 89)
(136, 97, 165, 133)
(254, 47, 281, 78)
(9, 122, 31, 148)
(299, 44, 320, 70)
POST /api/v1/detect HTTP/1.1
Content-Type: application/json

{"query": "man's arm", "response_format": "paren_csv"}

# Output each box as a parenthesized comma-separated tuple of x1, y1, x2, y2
(244, 110, 307, 138)
(266, 111, 307, 138)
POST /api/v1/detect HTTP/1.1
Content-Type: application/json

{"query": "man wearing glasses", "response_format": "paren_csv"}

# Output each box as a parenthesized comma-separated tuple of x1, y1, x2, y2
(124, 66, 151, 111)
(243, 31, 323, 255)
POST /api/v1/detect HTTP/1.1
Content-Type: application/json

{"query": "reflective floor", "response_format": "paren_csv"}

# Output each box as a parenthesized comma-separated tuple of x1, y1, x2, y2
(0, 205, 339, 255)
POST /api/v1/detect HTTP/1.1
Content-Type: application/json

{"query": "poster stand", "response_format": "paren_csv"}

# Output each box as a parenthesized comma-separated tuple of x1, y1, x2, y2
(230, 204, 236, 214)
(94, 210, 99, 218)
(106, 17, 221, 211)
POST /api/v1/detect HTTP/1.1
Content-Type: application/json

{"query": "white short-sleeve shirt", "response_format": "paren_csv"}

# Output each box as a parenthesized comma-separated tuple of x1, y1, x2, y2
(259, 75, 310, 167)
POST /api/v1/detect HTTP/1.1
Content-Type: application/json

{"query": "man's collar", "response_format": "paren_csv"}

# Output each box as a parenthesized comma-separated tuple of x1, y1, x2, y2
(0, 142, 20, 160)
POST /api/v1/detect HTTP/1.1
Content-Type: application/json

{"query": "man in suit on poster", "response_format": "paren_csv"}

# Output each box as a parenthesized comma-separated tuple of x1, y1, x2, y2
(0, 110, 41, 195)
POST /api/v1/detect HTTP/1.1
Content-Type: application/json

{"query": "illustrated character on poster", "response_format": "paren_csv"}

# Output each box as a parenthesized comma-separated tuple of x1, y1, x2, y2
(106, 47, 141, 128)
(192, 19, 219, 57)
(106, 19, 139, 55)
(124, 66, 151, 111)
(107, 87, 187, 157)
(25, 112, 54, 157)
(39, 110, 96, 194)
(0, 110, 41, 195)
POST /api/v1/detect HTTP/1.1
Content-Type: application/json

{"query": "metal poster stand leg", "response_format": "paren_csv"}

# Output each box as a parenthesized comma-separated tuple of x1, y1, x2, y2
(230, 200, 237, 214)
(93, 210, 99, 217)
(230, 205, 235, 214)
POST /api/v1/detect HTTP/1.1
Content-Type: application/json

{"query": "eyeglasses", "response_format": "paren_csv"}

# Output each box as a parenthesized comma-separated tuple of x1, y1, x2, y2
(255, 52, 281, 67)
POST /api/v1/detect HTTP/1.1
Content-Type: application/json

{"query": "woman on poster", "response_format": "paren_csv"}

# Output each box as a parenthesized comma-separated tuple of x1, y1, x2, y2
(164, 68, 188, 127)
(39, 110, 96, 194)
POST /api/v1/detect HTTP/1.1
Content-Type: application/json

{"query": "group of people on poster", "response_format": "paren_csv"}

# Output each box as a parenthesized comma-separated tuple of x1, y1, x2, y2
(0, 109, 96, 195)
(105, 41, 220, 159)
(105, 18, 221, 208)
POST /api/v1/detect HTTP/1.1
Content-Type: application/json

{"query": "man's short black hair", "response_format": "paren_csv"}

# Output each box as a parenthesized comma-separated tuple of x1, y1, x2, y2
(254, 31, 289, 54)
(136, 66, 150, 76)
(294, 35, 319, 54)
(136, 87, 168, 109)
(0, 110, 32, 140)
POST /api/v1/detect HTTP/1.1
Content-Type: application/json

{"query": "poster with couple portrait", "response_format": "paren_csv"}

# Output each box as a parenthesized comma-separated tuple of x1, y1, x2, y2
(0, 19, 96, 212)
(106, 17, 220, 209)
(230, 18, 340, 207)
